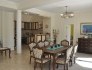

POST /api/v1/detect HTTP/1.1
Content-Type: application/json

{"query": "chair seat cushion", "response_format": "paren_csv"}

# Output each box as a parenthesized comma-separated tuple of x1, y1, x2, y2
(56, 58, 69, 64)
(57, 54, 65, 58)
(36, 58, 50, 63)
(56, 58, 65, 64)
(0, 47, 9, 50)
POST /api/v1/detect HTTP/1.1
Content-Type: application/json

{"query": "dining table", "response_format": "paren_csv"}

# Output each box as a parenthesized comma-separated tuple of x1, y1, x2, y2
(44, 44, 68, 70)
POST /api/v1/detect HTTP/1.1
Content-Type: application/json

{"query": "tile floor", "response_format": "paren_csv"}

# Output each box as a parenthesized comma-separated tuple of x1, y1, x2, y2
(0, 45, 92, 70)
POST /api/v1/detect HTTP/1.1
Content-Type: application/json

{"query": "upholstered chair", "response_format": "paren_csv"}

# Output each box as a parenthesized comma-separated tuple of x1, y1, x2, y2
(69, 44, 78, 66)
(44, 40, 50, 47)
(29, 42, 36, 63)
(61, 40, 69, 47)
(33, 47, 51, 70)
(37, 41, 45, 48)
(56, 46, 73, 70)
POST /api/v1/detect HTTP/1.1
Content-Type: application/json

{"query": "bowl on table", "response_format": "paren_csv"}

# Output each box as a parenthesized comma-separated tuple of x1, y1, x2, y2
(55, 45, 57, 48)
(51, 46, 53, 49)
(57, 44, 60, 47)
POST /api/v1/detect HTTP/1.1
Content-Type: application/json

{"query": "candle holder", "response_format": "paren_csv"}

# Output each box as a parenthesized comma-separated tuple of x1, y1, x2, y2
(53, 29, 59, 44)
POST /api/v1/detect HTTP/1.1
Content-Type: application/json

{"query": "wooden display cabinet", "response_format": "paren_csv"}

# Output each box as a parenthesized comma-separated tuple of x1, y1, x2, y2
(78, 38, 92, 54)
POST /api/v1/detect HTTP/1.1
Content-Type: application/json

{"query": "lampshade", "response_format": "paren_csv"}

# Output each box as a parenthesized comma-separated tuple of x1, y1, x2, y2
(60, 6, 74, 18)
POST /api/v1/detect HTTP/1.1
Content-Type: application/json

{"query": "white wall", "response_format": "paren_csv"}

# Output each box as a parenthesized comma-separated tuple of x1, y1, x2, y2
(0, 0, 17, 9)
(0, 11, 2, 41)
(50, 14, 67, 44)
(0, 10, 14, 50)
(22, 14, 43, 22)
(54, 11, 92, 45)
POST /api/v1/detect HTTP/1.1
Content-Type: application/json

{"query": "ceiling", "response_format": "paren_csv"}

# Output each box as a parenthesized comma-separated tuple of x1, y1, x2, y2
(3, 0, 28, 3)
(1, 0, 92, 13)
(36, 0, 92, 13)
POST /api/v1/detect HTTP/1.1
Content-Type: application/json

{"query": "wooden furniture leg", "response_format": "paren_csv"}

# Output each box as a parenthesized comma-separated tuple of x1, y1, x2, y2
(9, 49, 11, 58)
(53, 54, 56, 70)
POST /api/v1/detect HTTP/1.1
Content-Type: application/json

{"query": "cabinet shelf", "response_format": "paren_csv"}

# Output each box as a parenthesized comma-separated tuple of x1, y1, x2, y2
(22, 22, 43, 30)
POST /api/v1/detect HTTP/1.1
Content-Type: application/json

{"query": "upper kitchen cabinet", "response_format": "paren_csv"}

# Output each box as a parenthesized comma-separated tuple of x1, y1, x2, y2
(22, 22, 42, 30)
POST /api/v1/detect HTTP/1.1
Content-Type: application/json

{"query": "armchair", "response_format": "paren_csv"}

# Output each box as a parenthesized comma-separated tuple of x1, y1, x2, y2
(33, 47, 51, 70)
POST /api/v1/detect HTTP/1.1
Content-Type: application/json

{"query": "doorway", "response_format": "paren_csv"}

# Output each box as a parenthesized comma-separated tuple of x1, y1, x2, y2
(70, 24, 74, 45)
(66, 24, 74, 45)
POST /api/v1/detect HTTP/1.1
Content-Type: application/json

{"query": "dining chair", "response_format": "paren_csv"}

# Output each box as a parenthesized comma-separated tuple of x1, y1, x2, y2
(37, 41, 47, 58)
(69, 44, 78, 66)
(29, 42, 36, 63)
(44, 40, 50, 58)
(48, 41, 54, 59)
(61, 40, 69, 47)
(33, 47, 51, 70)
(0, 42, 11, 58)
(44, 40, 50, 47)
(57, 40, 69, 58)
(0, 47, 11, 58)
(56, 46, 73, 70)
(37, 41, 45, 48)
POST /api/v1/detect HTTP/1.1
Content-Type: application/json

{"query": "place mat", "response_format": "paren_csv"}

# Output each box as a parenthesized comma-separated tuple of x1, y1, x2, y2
(47, 45, 63, 50)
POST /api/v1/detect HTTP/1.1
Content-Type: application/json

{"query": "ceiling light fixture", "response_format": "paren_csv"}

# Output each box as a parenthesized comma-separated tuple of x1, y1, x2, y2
(60, 6, 74, 18)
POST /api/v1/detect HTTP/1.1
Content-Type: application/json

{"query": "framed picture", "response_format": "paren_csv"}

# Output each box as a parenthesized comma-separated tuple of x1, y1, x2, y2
(80, 23, 92, 34)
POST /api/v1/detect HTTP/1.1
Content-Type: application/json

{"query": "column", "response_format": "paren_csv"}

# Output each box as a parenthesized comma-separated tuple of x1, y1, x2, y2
(16, 10, 22, 53)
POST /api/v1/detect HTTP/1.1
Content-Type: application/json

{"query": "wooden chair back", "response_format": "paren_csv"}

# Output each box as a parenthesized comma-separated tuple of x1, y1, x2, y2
(72, 44, 78, 57)
(66, 46, 73, 60)
(44, 40, 50, 47)
(61, 40, 69, 47)
(69, 44, 78, 65)
(29, 42, 36, 51)
(37, 41, 45, 48)
(33, 48, 43, 59)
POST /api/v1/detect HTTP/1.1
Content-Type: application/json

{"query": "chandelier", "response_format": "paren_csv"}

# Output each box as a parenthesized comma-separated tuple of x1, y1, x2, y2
(60, 6, 74, 18)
